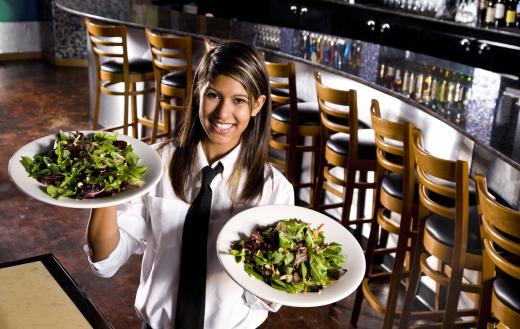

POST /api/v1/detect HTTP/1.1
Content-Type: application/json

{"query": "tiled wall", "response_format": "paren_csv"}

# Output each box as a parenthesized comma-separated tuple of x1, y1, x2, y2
(41, 0, 87, 61)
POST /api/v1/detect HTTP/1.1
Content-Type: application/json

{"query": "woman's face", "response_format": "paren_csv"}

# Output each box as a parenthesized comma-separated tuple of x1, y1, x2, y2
(199, 74, 265, 162)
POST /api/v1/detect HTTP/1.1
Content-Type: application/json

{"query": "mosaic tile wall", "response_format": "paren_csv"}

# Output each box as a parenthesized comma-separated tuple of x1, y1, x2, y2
(41, 0, 130, 61)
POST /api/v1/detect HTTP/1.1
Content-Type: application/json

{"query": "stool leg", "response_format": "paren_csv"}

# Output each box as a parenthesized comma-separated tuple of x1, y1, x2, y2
(311, 143, 326, 211)
(92, 72, 101, 130)
(398, 206, 427, 329)
(341, 167, 356, 230)
(355, 170, 368, 236)
(123, 81, 130, 136)
(441, 256, 465, 328)
(130, 82, 138, 138)
(382, 210, 413, 329)
(350, 179, 383, 327)
(309, 135, 320, 205)
(151, 79, 161, 144)
(476, 251, 493, 329)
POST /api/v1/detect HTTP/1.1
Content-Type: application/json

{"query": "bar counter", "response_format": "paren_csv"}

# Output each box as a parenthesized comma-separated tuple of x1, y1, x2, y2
(55, 0, 520, 207)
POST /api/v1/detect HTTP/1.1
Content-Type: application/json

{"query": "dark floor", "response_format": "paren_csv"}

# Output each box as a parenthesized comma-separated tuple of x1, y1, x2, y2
(0, 60, 384, 329)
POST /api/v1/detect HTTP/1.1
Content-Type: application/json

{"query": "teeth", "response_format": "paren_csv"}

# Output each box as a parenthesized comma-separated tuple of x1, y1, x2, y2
(215, 122, 233, 129)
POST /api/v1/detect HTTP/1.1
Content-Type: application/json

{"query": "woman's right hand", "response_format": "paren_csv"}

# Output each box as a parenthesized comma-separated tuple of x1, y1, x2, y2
(87, 206, 120, 262)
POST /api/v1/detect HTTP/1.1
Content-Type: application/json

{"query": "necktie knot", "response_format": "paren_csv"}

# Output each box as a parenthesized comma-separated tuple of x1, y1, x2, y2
(200, 162, 224, 189)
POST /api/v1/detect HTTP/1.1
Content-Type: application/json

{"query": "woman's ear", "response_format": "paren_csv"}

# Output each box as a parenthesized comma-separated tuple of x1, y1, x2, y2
(251, 95, 266, 117)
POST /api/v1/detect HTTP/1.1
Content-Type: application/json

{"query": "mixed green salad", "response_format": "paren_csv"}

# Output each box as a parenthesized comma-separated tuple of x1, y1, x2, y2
(20, 131, 148, 199)
(230, 219, 346, 294)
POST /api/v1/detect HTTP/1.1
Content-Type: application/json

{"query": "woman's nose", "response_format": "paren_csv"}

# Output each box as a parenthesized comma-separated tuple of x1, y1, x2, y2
(213, 99, 233, 118)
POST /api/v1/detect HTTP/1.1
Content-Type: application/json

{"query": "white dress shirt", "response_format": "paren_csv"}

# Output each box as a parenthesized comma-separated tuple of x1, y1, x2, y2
(85, 143, 294, 329)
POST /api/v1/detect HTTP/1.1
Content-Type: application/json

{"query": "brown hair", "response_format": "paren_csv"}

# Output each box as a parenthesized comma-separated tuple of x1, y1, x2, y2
(170, 40, 272, 204)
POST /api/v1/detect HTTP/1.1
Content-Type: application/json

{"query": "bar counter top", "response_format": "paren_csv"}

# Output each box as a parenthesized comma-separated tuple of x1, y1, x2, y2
(56, 0, 520, 171)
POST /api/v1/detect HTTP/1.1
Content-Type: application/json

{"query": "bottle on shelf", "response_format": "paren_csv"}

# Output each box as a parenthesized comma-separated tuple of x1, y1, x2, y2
(402, 69, 411, 96)
(393, 69, 403, 91)
(414, 71, 424, 101)
(495, 0, 507, 27)
(377, 63, 386, 85)
(480, 0, 488, 24)
(517, 0, 520, 27)
(505, 0, 517, 27)
(385, 65, 396, 90)
(421, 67, 432, 104)
(485, 0, 497, 26)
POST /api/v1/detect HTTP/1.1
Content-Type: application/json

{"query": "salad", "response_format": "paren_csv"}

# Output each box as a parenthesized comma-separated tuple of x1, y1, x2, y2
(230, 219, 346, 294)
(20, 131, 148, 199)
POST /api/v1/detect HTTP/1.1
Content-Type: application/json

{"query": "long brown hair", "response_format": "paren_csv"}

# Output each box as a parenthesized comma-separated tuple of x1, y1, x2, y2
(170, 40, 272, 204)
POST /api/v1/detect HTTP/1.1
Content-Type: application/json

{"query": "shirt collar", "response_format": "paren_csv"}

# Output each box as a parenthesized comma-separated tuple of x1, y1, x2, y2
(195, 142, 241, 180)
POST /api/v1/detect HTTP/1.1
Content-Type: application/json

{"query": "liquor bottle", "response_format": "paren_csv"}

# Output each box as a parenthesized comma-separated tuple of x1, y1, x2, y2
(505, 0, 517, 26)
(517, 0, 520, 27)
(485, 0, 497, 26)
(495, 0, 506, 27)
(402, 69, 410, 96)
(377, 63, 386, 85)
(302, 32, 309, 60)
(385, 66, 395, 89)
(480, 0, 488, 24)
(422, 67, 433, 104)
(393, 69, 403, 91)
(414, 72, 424, 101)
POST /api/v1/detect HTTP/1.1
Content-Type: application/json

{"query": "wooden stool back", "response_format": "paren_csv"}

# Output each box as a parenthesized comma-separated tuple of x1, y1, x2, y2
(351, 100, 416, 328)
(84, 18, 154, 137)
(475, 175, 520, 329)
(399, 128, 481, 328)
(145, 29, 192, 143)
(313, 71, 377, 229)
(266, 61, 320, 202)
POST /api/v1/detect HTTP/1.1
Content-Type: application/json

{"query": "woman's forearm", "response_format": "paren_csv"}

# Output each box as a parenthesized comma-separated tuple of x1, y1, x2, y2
(87, 206, 120, 262)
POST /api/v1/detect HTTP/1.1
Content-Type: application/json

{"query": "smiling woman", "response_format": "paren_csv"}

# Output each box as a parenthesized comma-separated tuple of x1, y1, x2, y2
(85, 40, 294, 329)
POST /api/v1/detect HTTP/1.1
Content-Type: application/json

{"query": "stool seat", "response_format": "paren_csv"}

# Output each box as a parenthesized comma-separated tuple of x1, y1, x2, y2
(271, 88, 305, 103)
(382, 172, 478, 206)
(326, 129, 376, 159)
(161, 71, 188, 88)
(425, 206, 482, 255)
(272, 102, 319, 125)
(381, 172, 410, 201)
(100, 59, 154, 74)
(494, 274, 520, 313)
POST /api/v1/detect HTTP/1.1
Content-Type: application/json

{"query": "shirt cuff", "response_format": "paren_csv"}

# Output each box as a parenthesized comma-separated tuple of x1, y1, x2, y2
(244, 291, 282, 312)
(83, 232, 127, 278)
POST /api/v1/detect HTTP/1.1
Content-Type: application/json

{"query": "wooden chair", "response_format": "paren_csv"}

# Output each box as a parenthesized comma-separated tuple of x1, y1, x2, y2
(350, 99, 416, 329)
(266, 61, 321, 204)
(398, 128, 482, 329)
(145, 29, 192, 144)
(475, 175, 520, 329)
(84, 18, 155, 137)
(312, 71, 377, 231)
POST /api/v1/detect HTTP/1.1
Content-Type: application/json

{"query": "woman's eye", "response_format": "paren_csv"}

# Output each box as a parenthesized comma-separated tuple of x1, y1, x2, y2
(234, 98, 247, 104)
(205, 92, 220, 99)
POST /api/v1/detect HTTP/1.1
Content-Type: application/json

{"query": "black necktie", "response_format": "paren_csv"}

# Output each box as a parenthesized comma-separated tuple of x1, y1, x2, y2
(175, 162, 224, 329)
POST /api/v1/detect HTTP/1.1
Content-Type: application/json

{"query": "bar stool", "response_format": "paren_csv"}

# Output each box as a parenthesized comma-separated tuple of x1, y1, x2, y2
(84, 18, 155, 137)
(475, 175, 520, 329)
(145, 29, 192, 144)
(350, 99, 416, 328)
(266, 61, 321, 204)
(398, 128, 482, 329)
(312, 71, 377, 230)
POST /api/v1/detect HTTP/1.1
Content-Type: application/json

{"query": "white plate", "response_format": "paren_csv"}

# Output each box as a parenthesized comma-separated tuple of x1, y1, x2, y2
(216, 205, 366, 307)
(7, 131, 163, 209)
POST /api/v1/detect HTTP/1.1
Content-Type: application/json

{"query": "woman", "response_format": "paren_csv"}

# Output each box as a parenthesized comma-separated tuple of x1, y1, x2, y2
(85, 40, 294, 329)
